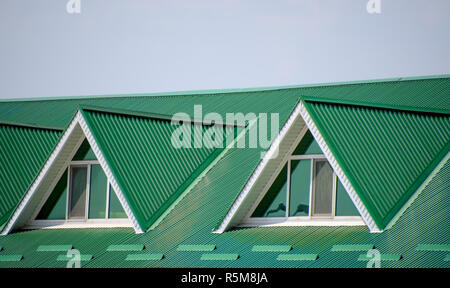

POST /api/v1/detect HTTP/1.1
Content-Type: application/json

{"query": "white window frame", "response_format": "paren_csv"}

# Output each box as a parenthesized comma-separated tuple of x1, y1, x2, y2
(241, 153, 364, 227)
(27, 160, 130, 229)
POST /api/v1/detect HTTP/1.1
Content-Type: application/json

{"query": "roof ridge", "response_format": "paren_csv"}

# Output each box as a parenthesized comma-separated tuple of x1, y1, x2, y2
(301, 97, 450, 115)
(0, 120, 64, 132)
(80, 105, 247, 128)
(1, 74, 449, 103)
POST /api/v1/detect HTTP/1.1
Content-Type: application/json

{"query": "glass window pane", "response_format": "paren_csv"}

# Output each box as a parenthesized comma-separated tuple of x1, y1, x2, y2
(251, 165, 287, 217)
(293, 131, 322, 155)
(289, 160, 310, 216)
(88, 165, 107, 219)
(69, 166, 87, 219)
(336, 179, 360, 216)
(312, 160, 333, 217)
(36, 170, 68, 220)
(109, 185, 127, 218)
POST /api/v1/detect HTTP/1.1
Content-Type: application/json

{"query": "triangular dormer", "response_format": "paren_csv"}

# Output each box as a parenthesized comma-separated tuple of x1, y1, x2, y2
(27, 138, 130, 229)
(1, 111, 141, 234)
(215, 100, 449, 234)
(2, 107, 236, 235)
(241, 130, 363, 226)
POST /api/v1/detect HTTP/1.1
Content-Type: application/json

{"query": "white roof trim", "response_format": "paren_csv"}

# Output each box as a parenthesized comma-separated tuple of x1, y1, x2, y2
(298, 101, 381, 233)
(78, 115, 143, 233)
(1, 111, 143, 235)
(214, 102, 303, 233)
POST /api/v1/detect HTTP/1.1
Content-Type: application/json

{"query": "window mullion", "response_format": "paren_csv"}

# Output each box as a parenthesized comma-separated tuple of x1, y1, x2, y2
(285, 160, 291, 218)
(309, 159, 314, 218)
(85, 164, 91, 221)
(106, 183, 111, 220)
(65, 167, 70, 221)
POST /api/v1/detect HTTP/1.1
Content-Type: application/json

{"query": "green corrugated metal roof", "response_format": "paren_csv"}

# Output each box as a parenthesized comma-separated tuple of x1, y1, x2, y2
(0, 75, 448, 268)
(125, 253, 163, 261)
(357, 254, 402, 261)
(81, 108, 232, 231)
(0, 148, 447, 268)
(37, 245, 73, 252)
(331, 244, 374, 252)
(106, 244, 144, 252)
(0, 123, 62, 226)
(303, 101, 450, 229)
(0, 76, 448, 130)
(277, 254, 318, 261)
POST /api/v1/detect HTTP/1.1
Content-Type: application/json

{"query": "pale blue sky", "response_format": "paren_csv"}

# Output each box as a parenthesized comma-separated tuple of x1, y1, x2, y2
(0, 0, 449, 99)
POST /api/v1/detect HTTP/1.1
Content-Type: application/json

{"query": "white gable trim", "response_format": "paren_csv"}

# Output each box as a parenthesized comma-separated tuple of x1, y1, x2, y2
(1, 111, 142, 235)
(298, 101, 381, 232)
(214, 102, 304, 233)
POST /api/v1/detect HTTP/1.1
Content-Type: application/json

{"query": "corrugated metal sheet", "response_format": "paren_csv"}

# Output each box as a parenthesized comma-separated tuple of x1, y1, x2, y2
(0, 76, 449, 268)
(0, 123, 61, 226)
(0, 76, 448, 130)
(81, 108, 231, 231)
(304, 101, 450, 229)
(300, 76, 450, 113)
(0, 146, 448, 268)
(0, 89, 300, 129)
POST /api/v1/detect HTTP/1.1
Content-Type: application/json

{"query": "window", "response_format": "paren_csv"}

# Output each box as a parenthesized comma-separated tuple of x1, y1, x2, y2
(68, 165, 88, 219)
(36, 162, 127, 222)
(249, 131, 361, 225)
(34, 140, 128, 227)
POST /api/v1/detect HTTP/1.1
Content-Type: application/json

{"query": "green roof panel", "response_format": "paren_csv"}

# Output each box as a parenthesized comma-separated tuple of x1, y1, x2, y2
(106, 244, 144, 252)
(200, 254, 239, 261)
(125, 253, 164, 261)
(331, 244, 374, 252)
(177, 244, 216, 252)
(0, 255, 23, 262)
(276, 254, 318, 261)
(304, 101, 450, 229)
(81, 108, 232, 231)
(252, 245, 292, 252)
(0, 76, 448, 268)
(0, 150, 448, 268)
(37, 245, 73, 252)
(416, 244, 450, 252)
(0, 76, 448, 130)
(0, 124, 62, 227)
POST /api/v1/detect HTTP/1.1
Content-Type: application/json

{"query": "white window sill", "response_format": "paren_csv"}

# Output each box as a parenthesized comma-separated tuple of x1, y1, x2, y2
(239, 217, 365, 227)
(24, 219, 132, 230)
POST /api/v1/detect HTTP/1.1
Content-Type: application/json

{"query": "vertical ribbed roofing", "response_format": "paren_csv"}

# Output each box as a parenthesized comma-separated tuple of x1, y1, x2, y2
(81, 108, 232, 231)
(303, 101, 450, 229)
(0, 123, 61, 226)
